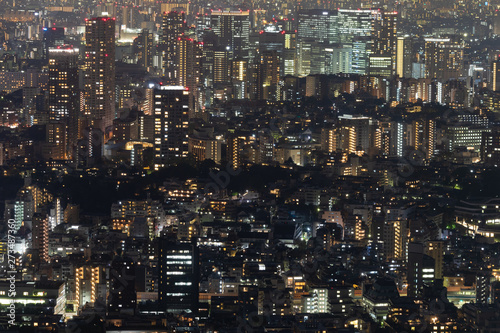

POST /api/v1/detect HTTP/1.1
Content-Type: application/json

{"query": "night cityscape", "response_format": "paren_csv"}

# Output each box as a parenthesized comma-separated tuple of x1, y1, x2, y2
(1, 0, 500, 332)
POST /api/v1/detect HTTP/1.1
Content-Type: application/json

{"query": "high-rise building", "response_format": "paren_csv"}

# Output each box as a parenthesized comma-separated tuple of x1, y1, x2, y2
(409, 118, 436, 159)
(135, 29, 154, 69)
(210, 10, 251, 59)
(481, 131, 500, 166)
(371, 11, 397, 76)
(396, 36, 413, 78)
(83, 17, 116, 133)
(46, 122, 67, 160)
(231, 58, 248, 99)
(48, 46, 79, 155)
(325, 46, 352, 74)
(338, 115, 375, 155)
(42, 27, 65, 62)
(32, 213, 49, 263)
(158, 238, 199, 314)
(213, 49, 231, 84)
(492, 55, 500, 92)
(352, 36, 371, 75)
(297, 9, 339, 44)
(257, 50, 281, 101)
(177, 36, 202, 115)
(108, 257, 137, 313)
(424, 37, 464, 81)
(425, 240, 444, 280)
(188, 128, 221, 164)
(337, 9, 373, 43)
(48, 46, 79, 122)
(74, 265, 107, 309)
(153, 86, 189, 170)
(407, 242, 435, 298)
(161, 11, 186, 82)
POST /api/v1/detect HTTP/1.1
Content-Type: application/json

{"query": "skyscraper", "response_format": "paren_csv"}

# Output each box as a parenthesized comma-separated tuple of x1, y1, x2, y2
(424, 37, 464, 81)
(177, 36, 202, 115)
(48, 46, 79, 156)
(257, 50, 281, 101)
(337, 9, 373, 43)
(492, 55, 500, 92)
(371, 11, 397, 77)
(48, 46, 79, 122)
(84, 17, 116, 133)
(42, 27, 65, 62)
(158, 238, 199, 314)
(396, 36, 413, 78)
(153, 86, 190, 170)
(161, 11, 186, 82)
(135, 29, 154, 69)
(210, 10, 251, 60)
(297, 9, 339, 44)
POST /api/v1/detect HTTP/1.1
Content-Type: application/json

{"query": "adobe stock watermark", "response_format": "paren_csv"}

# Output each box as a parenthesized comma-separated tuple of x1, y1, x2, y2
(237, 289, 290, 333)
(204, 163, 242, 195)
(6, 218, 17, 327)
(396, 149, 427, 179)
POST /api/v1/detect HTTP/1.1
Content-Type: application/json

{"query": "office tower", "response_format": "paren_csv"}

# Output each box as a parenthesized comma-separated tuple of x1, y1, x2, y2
(493, 55, 500, 92)
(135, 29, 154, 69)
(325, 46, 352, 74)
(83, 17, 116, 133)
(153, 86, 189, 170)
(32, 213, 49, 263)
(48, 46, 79, 155)
(295, 39, 310, 77)
(337, 9, 373, 43)
(371, 11, 397, 77)
(159, 238, 199, 314)
(42, 27, 65, 62)
(369, 56, 392, 77)
(297, 9, 339, 44)
(161, 11, 186, 82)
(210, 10, 251, 60)
(396, 36, 413, 78)
(407, 242, 435, 298)
(200, 31, 217, 87)
(257, 50, 281, 101)
(351, 36, 370, 75)
(213, 49, 231, 84)
(424, 37, 464, 81)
